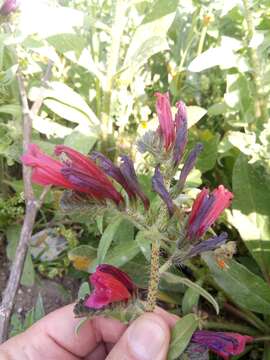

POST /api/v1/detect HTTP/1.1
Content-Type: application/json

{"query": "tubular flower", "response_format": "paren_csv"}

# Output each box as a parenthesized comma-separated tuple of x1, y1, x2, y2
(187, 186, 233, 240)
(173, 101, 188, 167)
(0, 0, 18, 15)
(155, 92, 175, 150)
(84, 264, 136, 309)
(178, 143, 203, 190)
(192, 330, 253, 359)
(152, 166, 174, 217)
(119, 155, 150, 210)
(21, 144, 123, 205)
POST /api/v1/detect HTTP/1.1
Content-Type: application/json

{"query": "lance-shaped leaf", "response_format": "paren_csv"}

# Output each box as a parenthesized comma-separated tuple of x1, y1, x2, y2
(119, 155, 150, 209)
(178, 143, 203, 190)
(152, 166, 174, 216)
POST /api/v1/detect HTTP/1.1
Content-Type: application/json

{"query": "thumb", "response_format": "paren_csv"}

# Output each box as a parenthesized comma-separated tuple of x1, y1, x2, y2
(106, 313, 171, 360)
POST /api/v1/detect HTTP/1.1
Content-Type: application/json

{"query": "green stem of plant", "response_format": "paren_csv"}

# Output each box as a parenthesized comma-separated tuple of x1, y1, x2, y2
(196, 24, 207, 56)
(242, 0, 268, 130)
(254, 336, 270, 342)
(203, 320, 259, 336)
(146, 238, 160, 312)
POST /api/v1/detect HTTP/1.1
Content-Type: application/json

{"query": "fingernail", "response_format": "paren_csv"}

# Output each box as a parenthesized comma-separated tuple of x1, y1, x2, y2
(127, 315, 166, 360)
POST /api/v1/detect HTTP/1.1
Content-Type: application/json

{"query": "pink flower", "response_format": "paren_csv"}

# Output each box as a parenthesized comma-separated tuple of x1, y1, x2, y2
(21, 144, 123, 205)
(84, 264, 136, 309)
(192, 330, 253, 359)
(187, 185, 233, 240)
(155, 92, 175, 150)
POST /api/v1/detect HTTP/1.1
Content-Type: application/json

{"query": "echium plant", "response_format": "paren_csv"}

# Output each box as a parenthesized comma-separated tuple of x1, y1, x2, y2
(22, 92, 252, 359)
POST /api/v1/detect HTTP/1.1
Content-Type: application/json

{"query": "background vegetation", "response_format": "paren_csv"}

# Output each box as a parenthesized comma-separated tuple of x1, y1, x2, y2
(0, 0, 270, 358)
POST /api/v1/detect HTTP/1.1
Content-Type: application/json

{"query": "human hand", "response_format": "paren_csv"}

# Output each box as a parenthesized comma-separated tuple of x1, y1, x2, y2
(0, 304, 177, 360)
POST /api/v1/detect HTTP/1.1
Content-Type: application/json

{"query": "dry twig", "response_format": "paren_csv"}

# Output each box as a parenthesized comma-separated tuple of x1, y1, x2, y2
(0, 61, 53, 343)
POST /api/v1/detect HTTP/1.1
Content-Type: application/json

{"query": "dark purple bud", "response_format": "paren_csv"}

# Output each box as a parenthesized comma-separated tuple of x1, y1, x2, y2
(97, 264, 137, 293)
(0, 0, 18, 15)
(186, 232, 227, 259)
(178, 143, 203, 190)
(91, 151, 136, 200)
(173, 102, 188, 167)
(192, 330, 253, 359)
(152, 166, 174, 217)
(120, 155, 150, 210)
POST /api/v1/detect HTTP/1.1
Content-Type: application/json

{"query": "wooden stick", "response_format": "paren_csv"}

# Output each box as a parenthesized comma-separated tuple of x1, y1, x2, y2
(0, 61, 52, 343)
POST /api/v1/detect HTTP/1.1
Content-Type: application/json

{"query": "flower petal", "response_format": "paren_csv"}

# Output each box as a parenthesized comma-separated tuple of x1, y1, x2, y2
(120, 155, 150, 209)
(155, 92, 175, 150)
(152, 166, 174, 216)
(173, 101, 188, 167)
(178, 143, 203, 190)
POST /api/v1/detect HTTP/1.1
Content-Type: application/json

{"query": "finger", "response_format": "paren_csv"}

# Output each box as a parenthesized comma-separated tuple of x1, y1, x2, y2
(106, 313, 171, 360)
(84, 343, 107, 360)
(28, 304, 127, 358)
(154, 306, 179, 328)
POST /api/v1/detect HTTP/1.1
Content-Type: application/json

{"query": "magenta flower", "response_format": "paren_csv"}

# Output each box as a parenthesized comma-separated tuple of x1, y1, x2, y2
(152, 166, 174, 216)
(155, 93, 188, 165)
(192, 330, 253, 359)
(84, 264, 136, 309)
(187, 185, 233, 240)
(0, 0, 18, 15)
(21, 144, 123, 205)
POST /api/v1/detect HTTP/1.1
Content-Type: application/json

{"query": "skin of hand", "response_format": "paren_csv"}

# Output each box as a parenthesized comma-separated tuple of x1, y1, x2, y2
(0, 304, 178, 360)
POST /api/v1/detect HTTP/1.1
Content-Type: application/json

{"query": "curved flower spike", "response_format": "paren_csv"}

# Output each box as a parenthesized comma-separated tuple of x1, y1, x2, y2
(192, 330, 253, 359)
(178, 143, 203, 190)
(120, 155, 150, 210)
(152, 166, 174, 217)
(155, 92, 175, 150)
(84, 264, 136, 309)
(188, 186, 233, 240)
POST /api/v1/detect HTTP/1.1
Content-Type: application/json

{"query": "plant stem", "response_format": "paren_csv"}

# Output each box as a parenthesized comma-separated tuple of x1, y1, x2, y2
(203, 320, 259, 336)
(159, 258, 172, 275)
(255, 336, 270, 343)
(146, 238, 160, 312)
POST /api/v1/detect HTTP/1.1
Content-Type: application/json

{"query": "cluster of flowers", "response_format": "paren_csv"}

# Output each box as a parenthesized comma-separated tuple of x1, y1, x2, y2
(21, 92, 242, 358)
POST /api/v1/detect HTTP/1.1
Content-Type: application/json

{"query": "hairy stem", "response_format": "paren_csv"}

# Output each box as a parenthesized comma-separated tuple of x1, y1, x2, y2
(146, 238, 160, 312)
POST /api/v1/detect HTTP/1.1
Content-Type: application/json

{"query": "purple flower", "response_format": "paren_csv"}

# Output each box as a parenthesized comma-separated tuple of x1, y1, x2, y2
(187, 186, 233, 240)
(0, 0, 18, 15)
(173, 101, 188, 167)
(91, 151, 136, 201)
(178, 143, 203, 190)
(119, 155, 150, 210)
(192, 330, 253, 359)
(185, 232, 228, 259)
(152, 166, 174, 216)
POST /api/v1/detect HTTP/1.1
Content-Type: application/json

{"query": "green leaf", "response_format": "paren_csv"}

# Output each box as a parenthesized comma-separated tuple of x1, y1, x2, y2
(34, 293, 45, 321)
(196, 134, 220, 173)
(64, 131, 97, 154)
(233, 154, 270, 215)
(97, 217, 121, 264)
(135, 231, 151, 261)
(162, 272, 219, 314)
(0, 104, 21, 117)
(47, 33, 86, 55)
(186, 106, 207, 128)
(6, 226, 35, 287)
(182, 279, 203, 315)
(168, 314, 199, 360)
(78, 282, 90, 299)
(103, 239, 140, 267)
(122, 0, 178, 82)
(203, 253, 270, 314)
